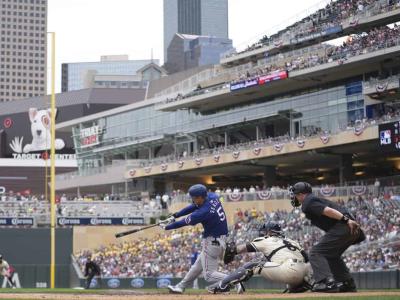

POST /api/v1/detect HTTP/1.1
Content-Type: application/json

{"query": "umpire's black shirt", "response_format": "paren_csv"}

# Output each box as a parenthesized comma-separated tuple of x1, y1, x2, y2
(302, 194, 349, 232)
(85, 261, 100, 276)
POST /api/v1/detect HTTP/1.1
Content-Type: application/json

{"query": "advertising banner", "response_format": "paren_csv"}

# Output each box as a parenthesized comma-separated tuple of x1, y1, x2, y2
(0, 218, 34, 226)
(57, 217, 144, 226)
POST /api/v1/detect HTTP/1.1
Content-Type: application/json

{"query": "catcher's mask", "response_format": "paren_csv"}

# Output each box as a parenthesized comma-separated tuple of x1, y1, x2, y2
(259, 222, 283, 237)
(289, 182, 312, 207)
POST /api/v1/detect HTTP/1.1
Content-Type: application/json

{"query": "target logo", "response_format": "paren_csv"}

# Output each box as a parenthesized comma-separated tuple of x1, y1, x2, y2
(3, 118, 12, 128)
(41, 152, 49, 160)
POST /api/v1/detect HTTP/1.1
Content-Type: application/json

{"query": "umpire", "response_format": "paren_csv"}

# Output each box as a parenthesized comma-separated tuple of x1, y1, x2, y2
(289, 182, 365, 293)
(84, 256, 100, 289)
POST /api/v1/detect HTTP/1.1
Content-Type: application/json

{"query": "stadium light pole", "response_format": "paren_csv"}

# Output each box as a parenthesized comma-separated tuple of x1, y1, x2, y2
(48, 31, 56, 289)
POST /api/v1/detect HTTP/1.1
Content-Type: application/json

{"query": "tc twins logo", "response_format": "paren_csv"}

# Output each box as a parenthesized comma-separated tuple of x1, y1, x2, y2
(9, 108, 65, 153)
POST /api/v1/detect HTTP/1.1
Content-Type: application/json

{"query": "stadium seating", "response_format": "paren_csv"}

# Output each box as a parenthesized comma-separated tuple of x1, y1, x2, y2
(74, 194, 400, 277)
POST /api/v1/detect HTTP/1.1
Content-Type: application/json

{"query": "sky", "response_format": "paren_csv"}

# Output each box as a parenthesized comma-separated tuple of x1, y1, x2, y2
(47, 0, 331, 92)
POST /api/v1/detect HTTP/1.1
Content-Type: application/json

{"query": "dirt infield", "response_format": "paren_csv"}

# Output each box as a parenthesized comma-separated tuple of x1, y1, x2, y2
(0, 291, 399, 300)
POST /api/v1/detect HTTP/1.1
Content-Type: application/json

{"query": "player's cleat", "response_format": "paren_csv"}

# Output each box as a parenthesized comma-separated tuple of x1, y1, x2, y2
(337, 278, 357, 292)
(312, 278, 339, 293)
(208, 282, 231, 294)
(284, 281, 312, 293)
(235, 282, 245, 294)
(167, 284, 184, 294)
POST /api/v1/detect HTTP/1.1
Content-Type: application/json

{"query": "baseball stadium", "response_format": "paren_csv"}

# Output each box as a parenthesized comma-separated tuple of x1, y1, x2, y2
(1, 0, 400, 299)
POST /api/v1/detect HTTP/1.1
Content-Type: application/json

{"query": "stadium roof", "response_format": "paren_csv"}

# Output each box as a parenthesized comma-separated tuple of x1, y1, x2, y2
(0, 88, 146, 116)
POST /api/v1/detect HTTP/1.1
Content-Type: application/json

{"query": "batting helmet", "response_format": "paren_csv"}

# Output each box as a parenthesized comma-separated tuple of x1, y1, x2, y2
(188, 184, 207, 198)
(289, 182, 312, 207)
(259, 222, 282, 237)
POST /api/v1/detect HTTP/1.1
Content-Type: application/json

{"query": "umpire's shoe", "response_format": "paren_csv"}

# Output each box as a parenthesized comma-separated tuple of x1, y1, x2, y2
(167, 284, 184, 294)
(312, 278, 339, 293)
(337, 278, 357, 292)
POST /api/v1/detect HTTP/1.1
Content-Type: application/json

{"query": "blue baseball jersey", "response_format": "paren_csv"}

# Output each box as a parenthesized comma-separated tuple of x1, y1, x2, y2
(165, 192, 228, 238)
(190, 251, 198, 265)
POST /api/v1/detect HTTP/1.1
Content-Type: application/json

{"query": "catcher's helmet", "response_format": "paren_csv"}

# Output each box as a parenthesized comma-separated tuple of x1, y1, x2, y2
(289, 182, 312, 207)
(188, 184, 207, 198)
(259, 222, 282, 237)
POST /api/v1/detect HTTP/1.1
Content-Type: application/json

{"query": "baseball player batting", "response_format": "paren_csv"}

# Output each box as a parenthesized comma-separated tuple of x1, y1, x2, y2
(208, 222, 312, 294)
(159, 184, 241, 294)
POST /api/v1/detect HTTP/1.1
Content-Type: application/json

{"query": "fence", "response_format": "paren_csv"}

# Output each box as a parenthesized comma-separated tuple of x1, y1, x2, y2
(0, 201, 162, 226)
(171, 184, 400, 205)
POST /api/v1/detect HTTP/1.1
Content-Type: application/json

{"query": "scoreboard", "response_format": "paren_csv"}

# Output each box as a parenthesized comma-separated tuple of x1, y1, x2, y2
(379, 121, 400, 151)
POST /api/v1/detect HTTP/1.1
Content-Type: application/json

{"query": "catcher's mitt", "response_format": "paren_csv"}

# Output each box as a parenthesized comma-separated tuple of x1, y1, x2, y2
(223, 242, 237, 264)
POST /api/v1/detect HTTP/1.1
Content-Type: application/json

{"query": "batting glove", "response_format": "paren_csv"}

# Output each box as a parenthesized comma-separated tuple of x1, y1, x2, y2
(159, 216, 175, 229)
(159, 222, 167, 230)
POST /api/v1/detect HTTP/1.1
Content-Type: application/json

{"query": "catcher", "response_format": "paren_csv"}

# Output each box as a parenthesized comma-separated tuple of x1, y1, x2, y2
(208, 222, 312, 294)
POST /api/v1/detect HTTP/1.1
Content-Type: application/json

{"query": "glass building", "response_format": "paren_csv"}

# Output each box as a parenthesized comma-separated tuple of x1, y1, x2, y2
(163, 0, 229, 62)
(71, 80, 364, 171)
(166, 34, 233, 73)
(61, 57, 159, 92)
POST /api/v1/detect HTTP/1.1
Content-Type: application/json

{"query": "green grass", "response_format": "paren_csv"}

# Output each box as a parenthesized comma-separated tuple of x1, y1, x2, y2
(0, 288, 399, 300)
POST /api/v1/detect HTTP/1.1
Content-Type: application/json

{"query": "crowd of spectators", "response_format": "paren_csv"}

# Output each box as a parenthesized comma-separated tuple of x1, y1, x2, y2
(0, 192, 140, 202)
(140, 105, 400, 171)
(231, 25, 400, 84)
(227, 0, 399, 57)
(75, 195, 400, 277)
(163, 24, 400, 111)
(163, 83, 230, 105)
(0, 192, 163, 220)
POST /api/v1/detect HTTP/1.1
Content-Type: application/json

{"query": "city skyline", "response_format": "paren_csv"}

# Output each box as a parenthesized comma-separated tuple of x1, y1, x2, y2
(48, 0, 327, 92)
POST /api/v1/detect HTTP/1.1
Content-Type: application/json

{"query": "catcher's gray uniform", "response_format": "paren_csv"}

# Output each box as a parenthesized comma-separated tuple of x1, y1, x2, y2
(252, 236, 311, 285)
(209, 235, 311, 293)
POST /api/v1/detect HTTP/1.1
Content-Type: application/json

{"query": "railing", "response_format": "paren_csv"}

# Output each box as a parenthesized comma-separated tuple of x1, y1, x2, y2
(221, 0, 400, 60)
(140, 112, 400, 171)
(0, 200, 162, 225)
(363, 74, 400, 91)
(156, 82, 230, 107)
(158, 36, 400, 107)
(55, 159, 147, 182)
(171, 185, 400, 205)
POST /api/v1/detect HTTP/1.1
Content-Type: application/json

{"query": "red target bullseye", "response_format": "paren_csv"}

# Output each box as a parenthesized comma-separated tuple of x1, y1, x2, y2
(3, 118, 12, 128)
(42, 152, 49, 160)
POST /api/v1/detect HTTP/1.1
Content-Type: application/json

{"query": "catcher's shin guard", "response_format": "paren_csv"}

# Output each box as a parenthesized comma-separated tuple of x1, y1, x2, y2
(221, 260, 260, 287)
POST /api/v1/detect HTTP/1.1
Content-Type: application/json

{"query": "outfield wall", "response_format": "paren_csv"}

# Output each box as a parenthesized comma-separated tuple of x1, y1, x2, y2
(78, 270, 400, 289)
(0, 228, 72, 288)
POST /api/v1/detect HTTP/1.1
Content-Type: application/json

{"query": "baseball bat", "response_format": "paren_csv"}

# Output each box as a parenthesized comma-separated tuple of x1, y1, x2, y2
(115, 223, 160, 238)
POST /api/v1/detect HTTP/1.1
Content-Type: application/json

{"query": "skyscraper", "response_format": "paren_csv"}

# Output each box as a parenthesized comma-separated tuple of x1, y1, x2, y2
(163, 0, 228, 63)
(0, 0, 47, 102)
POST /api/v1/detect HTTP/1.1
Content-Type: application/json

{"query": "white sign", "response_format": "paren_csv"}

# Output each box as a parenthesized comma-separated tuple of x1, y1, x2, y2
(9, 108, 65, 154)
(80, 125, 102, 148)
(2, 273, 21, 288)
(11, 153, 76, 160)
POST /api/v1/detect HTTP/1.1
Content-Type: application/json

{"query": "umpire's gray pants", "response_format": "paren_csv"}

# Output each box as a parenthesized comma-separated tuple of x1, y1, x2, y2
(177, 236, 227, 289)
(309, 222, 361, 283)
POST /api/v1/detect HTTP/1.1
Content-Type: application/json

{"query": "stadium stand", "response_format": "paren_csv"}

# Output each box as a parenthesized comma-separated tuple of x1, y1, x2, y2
(223, 0, 400, 59)
(74, 194, 400, 277)
(163, 24, 400, 105)
(139, 105, 400, 170)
